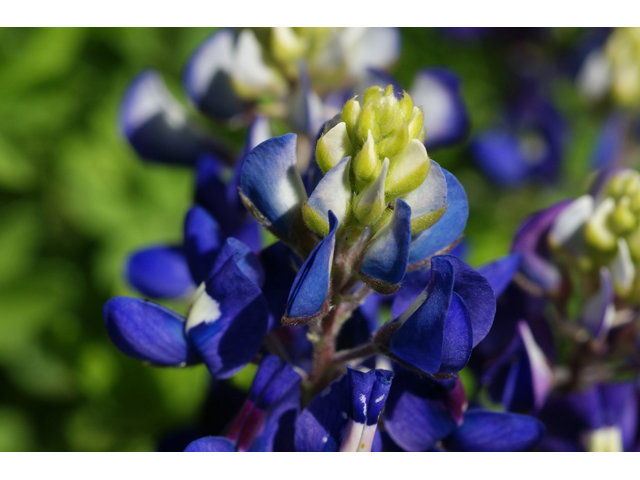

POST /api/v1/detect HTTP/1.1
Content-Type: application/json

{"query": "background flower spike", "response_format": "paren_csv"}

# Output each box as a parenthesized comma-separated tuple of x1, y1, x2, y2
(359, 198, 412, 294)
(120, 70, 231, 165)
(239, 133, 308, 239)
(184, 437, 236, 452)
(283, 211, 338, 325)
(183, 28, 247, 121)
(103, 297, 198, 367)
(408, 168, 469, 267)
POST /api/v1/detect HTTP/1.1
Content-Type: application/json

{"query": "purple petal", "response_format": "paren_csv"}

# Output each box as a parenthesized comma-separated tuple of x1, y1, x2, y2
(439, 292, 473, 374)
(259, 241, 300, 331)
(443, 409, 545, 452)
(477, 253, 522, 298)
(471, 131, 530, 187)
(581, 267, 615, 339)
(126, 245, 194, 299)
(209, 237, 264, 288)
(103, 297, 196, 366)
(511, 200, 572, 293)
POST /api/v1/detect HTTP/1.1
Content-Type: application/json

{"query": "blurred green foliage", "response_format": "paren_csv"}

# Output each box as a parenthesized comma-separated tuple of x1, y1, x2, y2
(0, 27, 604, 451)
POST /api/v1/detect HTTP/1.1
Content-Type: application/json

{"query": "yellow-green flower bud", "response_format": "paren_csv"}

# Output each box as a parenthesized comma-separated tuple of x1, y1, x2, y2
(378, 124, 410, 160)
(585, 197, 618, 251)
(353, 158, 389, 226)
(399, 90, 414, 120)
(610, 197, 637, 234)
(271, 27, 307, 65)
(316, 122, 354, 173)
(385, 140, 430, 199)
(407, 106, 426, 142)
(342, 96, 361, 143)
(352, 130, 380, 191)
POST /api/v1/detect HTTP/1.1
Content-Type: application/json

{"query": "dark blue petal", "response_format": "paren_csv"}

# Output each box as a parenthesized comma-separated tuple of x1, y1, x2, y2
(511, 200, 571, 292)
(194, 155, 247, 236)
(409, 168, 468, 266)
(184, 205, 224, 285)
(471, 130, 530, 187)
(288, 62, 324, 135)
(439, 292, 473, 374)
(390, 256, 454, 374)
(284, 212, 337, 323)
(441, 255, 496, 347)
(384, 370, 458, 451)
(209, 238, 264, 288)
(184, 436, 236, 452)
(120, 70, 226, 165)
(126, 245, 194, 299)
(294, 373, 350, 452)
(390, 267, 431, 319)
(592, 113, 628, 169)
(367, 369, 394, 425)
(240, 133, 307, 237)
(259, 242, 300, 331)
(186, 257, 268, 379)
(477, 253, 522, 298)
(347, 368, 376, 424)
(183, 29, 247, 120)
(103, 297, 196, 366)
(360, 198, 412, 291)
(443, 409, 545, 452)
(410, 68, 469, 149)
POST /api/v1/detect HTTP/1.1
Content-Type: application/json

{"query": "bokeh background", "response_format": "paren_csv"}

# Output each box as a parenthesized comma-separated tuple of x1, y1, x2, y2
(0, 27, 609, 451)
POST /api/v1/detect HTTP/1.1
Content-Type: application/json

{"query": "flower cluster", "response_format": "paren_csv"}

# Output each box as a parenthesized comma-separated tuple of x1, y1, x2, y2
(102, 28, 561, 453)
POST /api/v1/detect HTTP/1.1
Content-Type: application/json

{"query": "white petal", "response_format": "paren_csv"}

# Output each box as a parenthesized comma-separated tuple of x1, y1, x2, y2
(548, 195, 594, 247)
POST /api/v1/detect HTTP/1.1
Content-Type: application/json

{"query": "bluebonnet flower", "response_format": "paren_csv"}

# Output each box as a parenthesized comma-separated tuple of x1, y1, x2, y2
(470, 89, 567, 187)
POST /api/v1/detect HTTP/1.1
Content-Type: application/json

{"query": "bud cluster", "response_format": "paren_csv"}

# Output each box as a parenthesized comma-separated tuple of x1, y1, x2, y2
(310, 85, 433, 235)
(605, 27, 640, 107)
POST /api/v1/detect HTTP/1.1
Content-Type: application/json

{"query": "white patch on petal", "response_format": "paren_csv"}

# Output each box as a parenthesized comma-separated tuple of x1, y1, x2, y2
(341, 412, 348, 420)
(322, 436, 328, 443)
(411, 74, 453, 145)
(517, 321, 553, 411)
(320, 385, 332, 397)
(584, 426, 623, 452)
(127, 72, 187, 130)
(186, 283, 222, 331)
(308, 156, 352, 225)
(577, 49, 612, 101)
(548, 195, 594, 248)
(360, 393, 367, 417)
(375, 395, 385, 403)
(232, 29, 285, 97)
(610, 237, 635, 296)
(188, 30, 234, 98)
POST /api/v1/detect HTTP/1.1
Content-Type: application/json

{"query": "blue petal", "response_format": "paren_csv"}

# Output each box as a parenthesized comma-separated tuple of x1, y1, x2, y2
(366, 370, 394, 425)
(184, 205, 224, 285)
(209, 237, 265, 288)
(294, 373, 350, 452)
(410, 68, 469, 149)
(440, 255, 496, 347)
(183, 29, 246, 120)
(471, 130, 530, 187)
(284, 211, 337, 323)
(103, 297, 196, 366)
(126, 245, 194, 299)
(401, 160, 447, 227)
(288, 63, 324, 136)
(120, 70, 226, 165)
(240, 133, 308, 237)
(439, 292, 473, 374)
(259, 242, 300, 331)
(477, 253, 522, 298)
(184, 436, 236, 452)
(408, 168, 468, 266)
(443, 409, 545, 452)
(390, 256, 454, 374)
(186, 257, 269, 379)
(592, 113, 628, 169)
(194, 155, 247, 236)
(384, 369, 458, 451)
(360, 198, 412, 291)
(390, 267, 432, 319)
